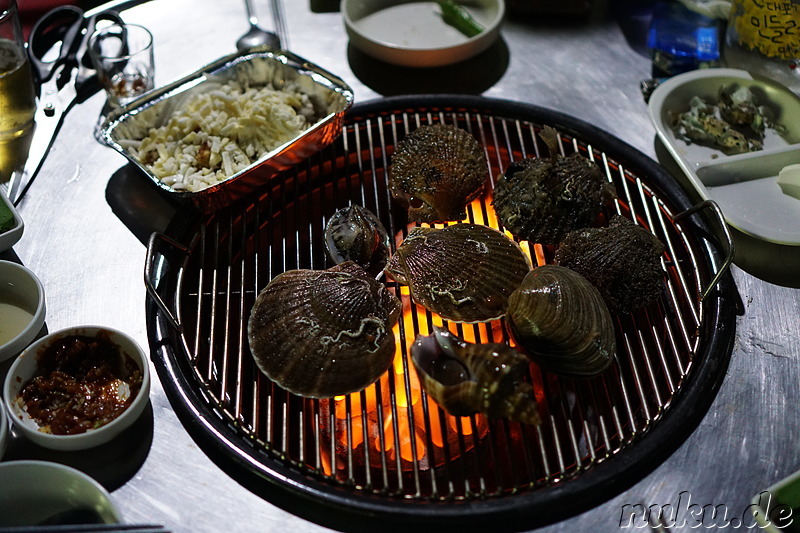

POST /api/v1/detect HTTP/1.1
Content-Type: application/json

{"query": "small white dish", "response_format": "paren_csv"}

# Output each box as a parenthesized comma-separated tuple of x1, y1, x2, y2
(0, 399, 7, 461)
(0, 460, 121, 527)
(0, 188, 23, 253)
(3, 326, 151, 451)
(0, 260, 46, 363)
(343, 0, 505, 67)
(648, 68, 800, 245)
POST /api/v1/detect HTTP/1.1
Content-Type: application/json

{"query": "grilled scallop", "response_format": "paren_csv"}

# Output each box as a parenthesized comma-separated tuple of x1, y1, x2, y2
(492, 126, 614, 244)
(554, 215, 666, 314)
(389, 123, 488, 223)
(247, 261, 401, 398)
(385, 223, 531, 323)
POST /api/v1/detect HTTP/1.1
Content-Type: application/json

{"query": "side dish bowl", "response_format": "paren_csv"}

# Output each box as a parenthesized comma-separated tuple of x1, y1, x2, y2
(0, 260, 46, 363)
(3, 326, 151, 451)
(0, 399, 7, 460)
(343, 0, 505, 67)
(0, 460, 121, 527)
(648, 68, 800, 245)
(0, 189, 23, 252)
(96, 46, 354, 213)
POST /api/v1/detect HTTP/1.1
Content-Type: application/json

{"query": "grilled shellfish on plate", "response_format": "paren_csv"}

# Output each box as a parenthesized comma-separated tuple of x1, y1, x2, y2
(385, 223, 531, 323)
(247, 261, 401, 398)
(411, 327, 541, 425)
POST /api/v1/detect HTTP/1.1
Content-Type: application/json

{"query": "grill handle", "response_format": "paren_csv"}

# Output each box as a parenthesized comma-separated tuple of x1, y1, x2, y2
(144, 232, 188, 331)
(674, 199, 734, 301)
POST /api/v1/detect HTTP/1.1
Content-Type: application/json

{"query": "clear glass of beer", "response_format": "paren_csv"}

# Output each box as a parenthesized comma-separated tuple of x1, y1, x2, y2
(0, 0, 36, 186)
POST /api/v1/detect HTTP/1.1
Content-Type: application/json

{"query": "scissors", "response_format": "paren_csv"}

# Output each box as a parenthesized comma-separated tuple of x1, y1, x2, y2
(3, 6, 124, 204)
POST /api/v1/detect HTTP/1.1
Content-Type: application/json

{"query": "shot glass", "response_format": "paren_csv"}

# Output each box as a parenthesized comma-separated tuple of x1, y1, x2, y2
(88, 23, 155, 107)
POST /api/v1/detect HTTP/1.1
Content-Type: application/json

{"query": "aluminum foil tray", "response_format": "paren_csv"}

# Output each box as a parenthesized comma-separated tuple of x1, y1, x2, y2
(96, 47, 354, 213)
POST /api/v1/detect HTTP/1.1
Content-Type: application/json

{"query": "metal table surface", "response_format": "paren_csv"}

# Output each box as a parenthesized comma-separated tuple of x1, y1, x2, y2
(1, 1, 799, 531)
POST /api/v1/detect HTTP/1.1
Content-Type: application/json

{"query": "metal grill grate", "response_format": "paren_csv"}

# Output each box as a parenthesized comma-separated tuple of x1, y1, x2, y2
(146, 96, 735, 522)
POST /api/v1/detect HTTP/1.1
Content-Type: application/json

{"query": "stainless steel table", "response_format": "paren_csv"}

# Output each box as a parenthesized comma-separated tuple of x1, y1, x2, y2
(2, 1, 799, 531)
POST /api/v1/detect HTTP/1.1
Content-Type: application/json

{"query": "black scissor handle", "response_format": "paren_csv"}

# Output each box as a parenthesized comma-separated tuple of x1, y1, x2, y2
(27, 5, 86, 84)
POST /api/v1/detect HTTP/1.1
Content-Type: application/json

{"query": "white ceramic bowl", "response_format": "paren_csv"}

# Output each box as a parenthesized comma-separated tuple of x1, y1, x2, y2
(0, 260, 46, 362)
(0, 188, 24, 253)
(343, 0, 505, 67)
(0, 460, 121, 527)
(0, 399, 7, 461)
(3, 326, 151, 451)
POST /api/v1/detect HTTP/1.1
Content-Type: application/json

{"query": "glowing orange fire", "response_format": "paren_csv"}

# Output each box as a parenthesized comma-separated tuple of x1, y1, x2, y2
(319, 195, 543, 476)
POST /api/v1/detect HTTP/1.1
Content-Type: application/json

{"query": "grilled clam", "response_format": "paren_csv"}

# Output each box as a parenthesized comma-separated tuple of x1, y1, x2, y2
(492, 126, 614, 244)
(389, 123, 488, 223)
(507, 265, 615, 377)
(385, 223, 531, 323)
(411, 327, 541, 425)
(554, 215, 665, 314)
(324, 205, 390, 278)
(247, 261, 401, 398)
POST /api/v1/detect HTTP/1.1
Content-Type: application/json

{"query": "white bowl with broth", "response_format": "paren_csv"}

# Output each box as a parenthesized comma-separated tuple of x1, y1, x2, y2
(343, 0, 505, 67)
(0, 261, 45, 362)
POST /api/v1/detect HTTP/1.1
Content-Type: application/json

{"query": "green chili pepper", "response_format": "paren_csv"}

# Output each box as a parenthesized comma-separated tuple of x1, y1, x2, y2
(437, 0, 484, 38)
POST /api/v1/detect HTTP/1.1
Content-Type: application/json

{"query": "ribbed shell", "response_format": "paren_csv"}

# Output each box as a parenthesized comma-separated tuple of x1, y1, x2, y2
(507, 265, 616, 377)
(247, 261, 401, 398)
(491, 127, 613, 244)
(411, 327, 541, 425)
(554, 215, 666, 314)
(389, 124, 488, 223)
(386, 223, 531, 323)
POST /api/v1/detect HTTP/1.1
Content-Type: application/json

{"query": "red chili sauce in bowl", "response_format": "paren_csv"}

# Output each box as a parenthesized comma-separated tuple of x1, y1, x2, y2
(17, 333, 143, 435)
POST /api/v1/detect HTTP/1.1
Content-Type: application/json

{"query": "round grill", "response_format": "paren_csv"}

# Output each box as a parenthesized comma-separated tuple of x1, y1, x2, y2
(145, 95, 737, 528)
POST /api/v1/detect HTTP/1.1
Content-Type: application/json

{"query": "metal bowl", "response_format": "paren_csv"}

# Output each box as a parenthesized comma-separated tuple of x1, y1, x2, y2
(96, 47, 354, 213)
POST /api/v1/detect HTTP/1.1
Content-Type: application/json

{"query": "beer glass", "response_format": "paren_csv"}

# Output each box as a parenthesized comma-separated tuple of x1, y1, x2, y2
(0, 0, 35, 185)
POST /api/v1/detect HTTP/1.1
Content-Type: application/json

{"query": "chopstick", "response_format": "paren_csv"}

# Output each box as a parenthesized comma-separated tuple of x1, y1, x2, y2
(0, 524, 169, 533)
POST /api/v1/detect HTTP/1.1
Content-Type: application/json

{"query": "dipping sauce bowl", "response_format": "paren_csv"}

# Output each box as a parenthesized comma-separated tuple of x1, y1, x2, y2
(0, 260, 45, 363)
(3, 326, 151, 451)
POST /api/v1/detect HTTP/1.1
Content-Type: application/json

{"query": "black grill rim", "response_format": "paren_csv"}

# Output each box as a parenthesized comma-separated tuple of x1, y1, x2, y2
(145, 94, 739, 531)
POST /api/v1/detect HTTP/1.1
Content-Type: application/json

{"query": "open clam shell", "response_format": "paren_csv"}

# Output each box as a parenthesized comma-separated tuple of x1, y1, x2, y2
(411, 327, 541, 426)
(389, 124, 488, 223)
(386, 223, 531, 323)
(247, 261, 401, 398)
(507, 265, 616, 378)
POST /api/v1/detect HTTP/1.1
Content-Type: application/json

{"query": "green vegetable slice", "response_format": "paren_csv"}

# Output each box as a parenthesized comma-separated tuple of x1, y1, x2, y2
(437, 0, 484, 38)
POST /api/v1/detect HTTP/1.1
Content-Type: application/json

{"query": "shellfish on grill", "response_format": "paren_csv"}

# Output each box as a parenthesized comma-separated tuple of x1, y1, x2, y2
(389, 123, 488, 223)
(492, 126, 615, 244)
(411, 327, 541, 425)
(324, 204, 390, 278)
(247, 261, 401, 398)
(507, 265, 616, 377)
(385, 223, 531, 323)
(555, 215, 666, 314)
